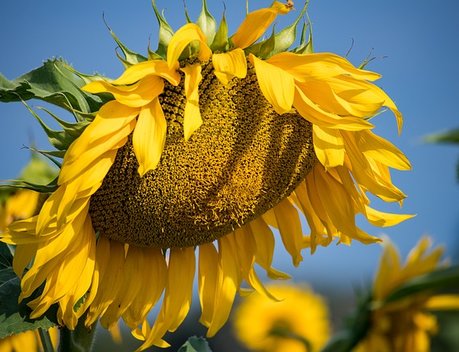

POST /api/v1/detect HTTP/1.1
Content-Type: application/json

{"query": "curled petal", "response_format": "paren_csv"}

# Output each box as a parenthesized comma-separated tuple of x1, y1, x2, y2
(231, 1, 292, 49)
(167, 23, 212, 70)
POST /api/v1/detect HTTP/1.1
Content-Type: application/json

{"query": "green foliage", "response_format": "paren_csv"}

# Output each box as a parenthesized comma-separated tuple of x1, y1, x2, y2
(178, 336, 213, 352)
(0, 59, 108, 114)
(0, 243, 58, 339)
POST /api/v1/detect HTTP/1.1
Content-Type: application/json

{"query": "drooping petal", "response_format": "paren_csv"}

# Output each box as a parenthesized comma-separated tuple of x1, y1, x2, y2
(357, 130, 411, 170)
(198, 243, 219, 327)
(312, 125, 345, 168)
(180, 63, 203, 140)
(249, 217, 290, 279)
(206, 234, 240, 337)
(123, 247, 166, 328)
(82, 75, 164, 108)
(272, 197, 303, 266)
(212, 48, 247, 85)
(140, 247, 196, 350)
(231, 1, 292, 49)
(59, 101, 138, 184)
(106, 59, 180, 86)
(293, 85, 374, 131)
(267, 51, 381, 82)
(132, 98, 167, 176)
(249, 54, 294, 115)
(167, 23, 212, 70)
(364, 206, 415, 227)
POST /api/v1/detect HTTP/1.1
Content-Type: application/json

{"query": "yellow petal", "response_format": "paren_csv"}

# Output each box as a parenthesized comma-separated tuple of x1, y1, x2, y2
(212, 48, 247, 85)
(59, 101, 138, 185)
(167, 23, 212, 70)
(140, 247, 195, 350)
(426, 295, 459, 310)
(231, 1, 292, 49)
(132, 98, 167, 176)
(206, 235, 239, 337)
(294, 85, 374, 131)
(267, 51, 381, 82)
(83, 75, 164, 108)
(364, 205, 415, 227)
(106, 59, 180, 86)
(374, 238, 402, 300)
(272, 197, 303, 266)
(180, 63, 203, 141)
(358, 130, 411, 170)
(249, 54, 294, 115)
(313, 125, 345, 168)
(249, 217, 290, 280)
(198, 243, 219, 327)
(123, 247, 166, 328)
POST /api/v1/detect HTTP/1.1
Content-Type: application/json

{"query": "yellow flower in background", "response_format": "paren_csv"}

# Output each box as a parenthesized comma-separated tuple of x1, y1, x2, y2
(0, 190, 40, 232)
(0, 328, 59, 352)
(354, 237, 459, 352)
(1, 1, 412, 350)
(234, 283, 330, 352)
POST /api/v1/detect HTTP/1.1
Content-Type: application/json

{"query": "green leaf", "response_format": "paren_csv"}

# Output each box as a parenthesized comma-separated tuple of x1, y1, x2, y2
(210, 10, 229, 52)
(0, 243, 13, 270)
(0, 59, 107, 114)
(382, 266, 459, 305)
(103, 15, 148, 68)
(197, 0, 217, 46)
(425, 128, 459, 144)
(151, 0, 174, 59)
(178, 336, 213, 352)
(0, 276, 58, 339)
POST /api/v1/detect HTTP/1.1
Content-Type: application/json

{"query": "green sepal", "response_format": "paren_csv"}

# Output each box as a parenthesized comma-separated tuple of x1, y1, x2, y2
(151, 0, 174, 59)
(178, 336, 213, 352)
(22, 101, 89, 152)
(210, 10, 229, 52)
(245, 26, 276, 59)
(197, 0, 217, 46)
(268, 0, 309, 56)
(381, 265, 459, 306)
(0, 243, 58, 340)
(292, 17, 313, 54)
(0, 59, 107, 114)
(103, 15, 148, 68)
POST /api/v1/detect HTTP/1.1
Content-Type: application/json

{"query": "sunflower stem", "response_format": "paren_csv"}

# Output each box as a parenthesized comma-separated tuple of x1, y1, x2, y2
(38, 328, 54, 352)
(58, 321, 96, 352)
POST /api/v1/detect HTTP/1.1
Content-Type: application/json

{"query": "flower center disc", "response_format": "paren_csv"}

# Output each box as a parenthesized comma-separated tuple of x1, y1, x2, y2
(89, 62, 316, 248)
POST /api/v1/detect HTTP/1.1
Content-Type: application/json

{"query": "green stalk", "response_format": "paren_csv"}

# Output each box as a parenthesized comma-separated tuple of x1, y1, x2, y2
(38, 328, 55, 352)
(58, 321, 96, 352)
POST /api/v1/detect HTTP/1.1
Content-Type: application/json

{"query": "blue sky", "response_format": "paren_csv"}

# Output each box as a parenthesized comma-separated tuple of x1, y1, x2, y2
(1, 0, 458, 291)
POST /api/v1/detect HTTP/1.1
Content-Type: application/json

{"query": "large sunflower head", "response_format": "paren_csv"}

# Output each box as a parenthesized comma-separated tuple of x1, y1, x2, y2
(234, 282, 331, 352)
(354, 237, 459, 352)
(1, 1, 413, 350)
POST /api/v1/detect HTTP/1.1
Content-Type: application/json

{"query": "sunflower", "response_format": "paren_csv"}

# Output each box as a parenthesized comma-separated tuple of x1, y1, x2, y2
(354, 237, 459, 352)
(1, 1, 412, 350)
(233, 282, 330, 352)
